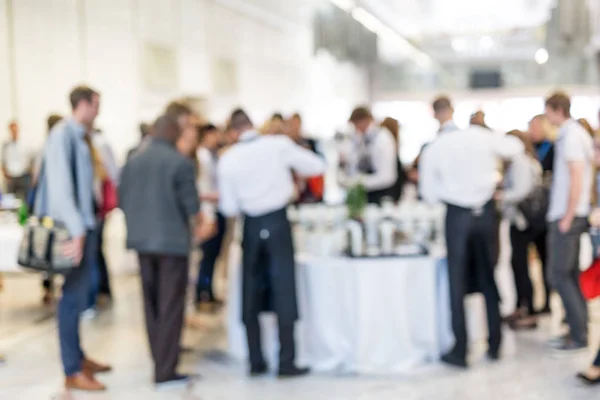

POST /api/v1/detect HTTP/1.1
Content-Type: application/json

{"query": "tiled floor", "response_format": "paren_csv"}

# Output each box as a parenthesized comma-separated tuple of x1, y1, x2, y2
(0, 264, 599, 400)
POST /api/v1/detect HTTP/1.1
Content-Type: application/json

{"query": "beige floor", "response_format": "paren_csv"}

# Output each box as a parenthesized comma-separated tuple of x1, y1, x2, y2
(0, 264, 599, 400)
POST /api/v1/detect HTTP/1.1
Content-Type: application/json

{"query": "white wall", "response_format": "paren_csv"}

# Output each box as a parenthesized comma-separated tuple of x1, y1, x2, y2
(0, 0, 368, 162)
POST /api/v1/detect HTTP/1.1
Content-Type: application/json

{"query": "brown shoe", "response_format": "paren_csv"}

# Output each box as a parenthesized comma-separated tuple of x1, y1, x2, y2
(82, 358, 112, 374)
(65, 372, 106, 391)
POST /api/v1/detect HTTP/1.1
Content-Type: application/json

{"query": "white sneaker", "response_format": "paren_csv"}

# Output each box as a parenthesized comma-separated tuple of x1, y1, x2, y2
(81, 308, 98, 320)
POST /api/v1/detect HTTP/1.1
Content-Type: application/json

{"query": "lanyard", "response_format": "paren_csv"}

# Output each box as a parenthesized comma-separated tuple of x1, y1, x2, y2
(537, 141, 551, 161)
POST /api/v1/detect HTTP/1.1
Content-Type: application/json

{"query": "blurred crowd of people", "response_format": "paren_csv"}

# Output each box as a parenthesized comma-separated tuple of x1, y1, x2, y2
(2, 84, 600, 392)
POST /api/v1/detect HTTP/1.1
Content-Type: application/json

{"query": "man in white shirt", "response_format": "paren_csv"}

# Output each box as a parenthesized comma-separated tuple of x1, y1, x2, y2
(544, 92, 593, 353)
(339, 107, 398, 203)
(218, 109, 325, 378)
(2, 120, 32, 200)
(195, 123, 225, 307)
(419, 125, 523, 368)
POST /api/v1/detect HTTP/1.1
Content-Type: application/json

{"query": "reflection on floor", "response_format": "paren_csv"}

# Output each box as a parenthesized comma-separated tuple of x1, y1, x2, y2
(0, 271, 599, 400)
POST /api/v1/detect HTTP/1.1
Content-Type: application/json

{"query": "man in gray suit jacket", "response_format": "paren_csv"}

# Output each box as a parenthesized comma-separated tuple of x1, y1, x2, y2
(119, 115, 212, 388)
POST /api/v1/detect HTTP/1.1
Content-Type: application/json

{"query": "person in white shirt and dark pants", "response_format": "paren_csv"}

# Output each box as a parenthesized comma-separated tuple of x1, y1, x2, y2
(218, 109, 325, 378)
(339, 107, 399, 204)
(2, 120, 32, 200)
(196, 123, 225, 308)
(420, 125, 523, 368)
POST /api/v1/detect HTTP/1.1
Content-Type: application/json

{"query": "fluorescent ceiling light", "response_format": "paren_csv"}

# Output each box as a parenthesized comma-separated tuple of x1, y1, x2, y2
(330, 0, 354, 12)
(535, 48, 549, 64)
(332, 1, 434, 70)
(351, 7, 382, 33)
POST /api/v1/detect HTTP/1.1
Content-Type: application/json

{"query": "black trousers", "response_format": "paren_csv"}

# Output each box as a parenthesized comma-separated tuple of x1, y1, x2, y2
(510, 225, 549, 314)
(7, 174, 30, 201)
(97, 219, 112, 296)
(445, 201, 502, 361)
(138, 254, 188, 382)
(242, 208, 298, 370)
(196, 212, 226, 302)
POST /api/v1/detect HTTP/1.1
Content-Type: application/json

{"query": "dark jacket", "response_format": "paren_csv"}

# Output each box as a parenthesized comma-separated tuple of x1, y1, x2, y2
(119, 138, 200, 256)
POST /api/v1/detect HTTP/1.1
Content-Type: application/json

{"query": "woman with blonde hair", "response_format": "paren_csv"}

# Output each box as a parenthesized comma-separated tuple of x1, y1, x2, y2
(498, 129, 545, 329)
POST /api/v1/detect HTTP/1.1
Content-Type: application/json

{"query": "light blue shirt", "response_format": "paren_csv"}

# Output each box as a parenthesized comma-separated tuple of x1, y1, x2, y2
(34, 119, 96, 237)
(547, 119, 594, 222)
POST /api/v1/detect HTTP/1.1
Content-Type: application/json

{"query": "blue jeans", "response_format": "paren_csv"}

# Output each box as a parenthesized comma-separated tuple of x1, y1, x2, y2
(58, 229, 97, 376)
(86, 251, 100, 310)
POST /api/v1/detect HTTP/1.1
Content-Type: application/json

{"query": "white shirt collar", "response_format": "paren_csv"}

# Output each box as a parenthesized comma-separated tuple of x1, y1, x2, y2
(239, 130, 259, 142)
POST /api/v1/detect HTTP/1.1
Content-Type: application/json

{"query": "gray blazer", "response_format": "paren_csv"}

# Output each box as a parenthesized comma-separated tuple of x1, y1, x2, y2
(119, 138, 200, 256)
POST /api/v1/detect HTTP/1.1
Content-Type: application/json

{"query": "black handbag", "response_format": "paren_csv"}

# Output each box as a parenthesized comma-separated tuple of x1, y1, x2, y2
(17, 134, 80, 273)
(517, 184, 550, 233)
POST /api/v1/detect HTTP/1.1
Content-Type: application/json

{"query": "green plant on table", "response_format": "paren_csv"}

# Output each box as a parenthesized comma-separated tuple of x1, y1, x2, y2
(346, 183, 367, 221)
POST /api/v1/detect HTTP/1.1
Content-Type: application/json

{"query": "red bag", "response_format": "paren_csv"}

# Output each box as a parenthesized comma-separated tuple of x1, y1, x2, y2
(580, 258, 600, 300)
(100, 178, 118, 218)
(306, 175, 324, 201)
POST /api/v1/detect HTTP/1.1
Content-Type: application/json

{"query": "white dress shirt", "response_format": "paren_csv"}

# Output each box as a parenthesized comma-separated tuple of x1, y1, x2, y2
(2, 140, 31, 177)
(339, 125, 398, 191)
(197, 146, 218, 220)
(419, 126, 524, 208)
(218, 131, 326, 217)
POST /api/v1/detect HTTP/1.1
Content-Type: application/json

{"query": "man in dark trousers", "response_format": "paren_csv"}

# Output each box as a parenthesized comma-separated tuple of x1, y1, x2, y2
(218, 109, 325, 377)
(419, 124, 523, 367)
(119, 115, 213, 388)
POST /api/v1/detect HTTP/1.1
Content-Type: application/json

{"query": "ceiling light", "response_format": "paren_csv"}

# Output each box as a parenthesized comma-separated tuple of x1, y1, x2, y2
(351, 7, 382, 33)
(479, 36, 494, 50)
(330, 0, 354, 12)
(535, 48, 549, 65)
(451, 38, 467, 52)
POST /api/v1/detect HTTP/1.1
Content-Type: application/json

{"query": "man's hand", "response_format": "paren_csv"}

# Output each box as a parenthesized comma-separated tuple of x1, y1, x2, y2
(559, 214, 574, 234)
(63, 236, 85, 265)
(196, 221, 217, 242)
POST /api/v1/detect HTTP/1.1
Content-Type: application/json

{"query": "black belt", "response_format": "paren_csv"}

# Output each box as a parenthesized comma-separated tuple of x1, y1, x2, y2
(445, 199, 494, 216)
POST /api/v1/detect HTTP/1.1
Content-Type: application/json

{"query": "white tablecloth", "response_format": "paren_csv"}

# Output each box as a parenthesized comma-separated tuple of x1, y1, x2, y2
(0, 224, 24, 273)
(227, 244, 460, 374)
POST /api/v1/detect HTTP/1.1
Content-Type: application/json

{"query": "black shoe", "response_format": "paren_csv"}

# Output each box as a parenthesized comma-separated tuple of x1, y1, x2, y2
(250, 363, 268, 377)
(577, 372, 600, 385)
(441, 353, 467, 369)
(278, 366, 310, 378)
(155, 374, 196, 390)
(488, 350, 500, 362)
(552, 339, 587, 357)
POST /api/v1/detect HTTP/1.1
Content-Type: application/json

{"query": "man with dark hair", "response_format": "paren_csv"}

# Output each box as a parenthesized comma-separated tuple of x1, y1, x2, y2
(165, 101, 193, 130)
(196, 123, 225, 308)
(120, 115, 212, 388)
(2, 120, 33, 200)
(34, 85, 110, 391)
(69, 86, 100, 111)
(420, 119, 524, 368)
(339, 106, 398, 204)
(218, 108, 325, 378)
(544, 91, 593, 353)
